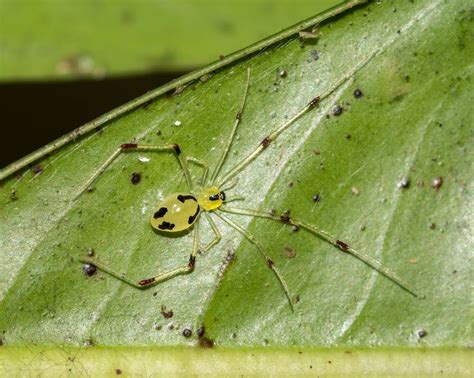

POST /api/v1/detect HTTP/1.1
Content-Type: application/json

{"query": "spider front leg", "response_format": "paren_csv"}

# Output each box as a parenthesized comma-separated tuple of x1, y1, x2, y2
(80, 220, 201, 289)
(220, 206, 418, 297)
(200, 213, 221, 253)
(186, 156, 209, 187)
(75, 142, 194, 199)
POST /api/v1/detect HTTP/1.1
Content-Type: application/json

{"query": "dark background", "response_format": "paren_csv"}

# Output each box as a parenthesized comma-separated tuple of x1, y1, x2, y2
(0, 73, 184, 168)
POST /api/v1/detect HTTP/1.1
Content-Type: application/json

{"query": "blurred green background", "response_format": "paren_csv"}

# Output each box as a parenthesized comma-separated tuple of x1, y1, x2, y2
(0, 0, 339, 167)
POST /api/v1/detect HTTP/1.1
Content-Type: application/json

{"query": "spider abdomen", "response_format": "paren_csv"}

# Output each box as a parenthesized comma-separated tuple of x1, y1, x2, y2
(150, 193, 200, 232)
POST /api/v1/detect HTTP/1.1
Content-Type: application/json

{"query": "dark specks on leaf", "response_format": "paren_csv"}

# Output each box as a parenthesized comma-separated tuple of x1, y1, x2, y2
(333, 105, 343, 116)
(199, 336, 215, 348)
(353, 88, 363, 98)
(182, 328, 192, 338)
(310, 49, 320, 61)
(417, 329, 427, 338)
(432, 176, 443, 190)
(131, 172, 141, 184)
(82, 263, 97, 276)
(160, 305, 173, 319)
(197, 325, 205, 338)
(283, 247, 296, 258)
(32, 165, 43, 175)
(398, 176, 410, 189)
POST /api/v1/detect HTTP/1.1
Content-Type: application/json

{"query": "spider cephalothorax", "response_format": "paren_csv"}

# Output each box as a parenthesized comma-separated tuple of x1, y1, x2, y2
(149, 187, 226, 233)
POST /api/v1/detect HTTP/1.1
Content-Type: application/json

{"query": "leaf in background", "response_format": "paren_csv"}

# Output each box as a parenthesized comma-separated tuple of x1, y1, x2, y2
(0, 0, 472, 374)
(0, 0, 339, 80)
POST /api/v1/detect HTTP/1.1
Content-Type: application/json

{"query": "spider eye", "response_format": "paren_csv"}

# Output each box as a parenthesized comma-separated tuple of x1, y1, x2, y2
(209, 194, 219, 201)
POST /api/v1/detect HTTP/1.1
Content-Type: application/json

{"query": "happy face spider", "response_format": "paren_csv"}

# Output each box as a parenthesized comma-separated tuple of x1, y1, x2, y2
(78, 69, 417, 310)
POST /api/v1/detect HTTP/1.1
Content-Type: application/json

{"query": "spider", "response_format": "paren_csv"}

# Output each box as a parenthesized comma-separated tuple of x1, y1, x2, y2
(78, 69, 417, 310)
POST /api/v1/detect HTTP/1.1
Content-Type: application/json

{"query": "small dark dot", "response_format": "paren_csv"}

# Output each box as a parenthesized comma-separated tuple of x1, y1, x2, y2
(333, 105, 343, 116)
(431, 176, 443, 190)
(417, 329, 427, 338)
(160, 305, 173, 319)
(291, 225, 299, 233)
(182, 328, 192, 338)
(288, 181, 294, 188)
(115, 368, 122, 375)
(131, 172, 141, 185)
(197, 325, 205, 337)
(312, 194, 321, 203)
(32, 165, 43, 175)
(199, 336, 215, 348)
(279, 69, 287, 78)
(310, 50, 320, 61)
(87, 248, 95, 257)
(82, 264, 97, 276)
(397, 176, 410, 189)
(283, 247, 296, 259)
(353, 88, 363, 98)
(428, 222, 436, 230)
(345, 134, 351, 140)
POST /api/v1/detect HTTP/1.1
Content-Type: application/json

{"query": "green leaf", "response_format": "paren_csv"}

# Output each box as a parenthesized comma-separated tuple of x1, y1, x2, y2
(0, 0, 340, 80)
(0, 0, 472, 374)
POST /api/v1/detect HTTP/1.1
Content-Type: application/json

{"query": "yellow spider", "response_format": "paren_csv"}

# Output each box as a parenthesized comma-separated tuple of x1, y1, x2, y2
(78, 69, 417, 310)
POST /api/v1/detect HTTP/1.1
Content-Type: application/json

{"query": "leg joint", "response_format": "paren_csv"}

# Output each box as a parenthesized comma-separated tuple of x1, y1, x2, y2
(172, 144, 181, 155)
(336, 240, 350, 252)
(188, 255, 196, 268)
(121, 143, 138, 150)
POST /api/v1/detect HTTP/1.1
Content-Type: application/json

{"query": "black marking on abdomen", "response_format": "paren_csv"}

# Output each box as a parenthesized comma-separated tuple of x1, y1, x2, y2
(188, 205, 201, 224)
(159, 221, 175, 230)
(153, 207, 168, 219)
(177, 194, 197, 203)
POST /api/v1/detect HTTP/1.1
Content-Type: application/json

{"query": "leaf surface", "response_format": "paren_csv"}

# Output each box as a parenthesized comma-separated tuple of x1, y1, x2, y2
(0, 0, 472, 374)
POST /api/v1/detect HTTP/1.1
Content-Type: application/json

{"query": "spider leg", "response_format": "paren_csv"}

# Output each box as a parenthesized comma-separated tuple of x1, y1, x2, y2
(215, 94, 320, 188)
(200, 213, 222, 253)
(214, 211, 294, 311)
(187, 156, 209, 188)
(80, 220, 201, 288)
(220, 206, 418, 297)
(209, 68, 251, 185)
(74, 143, 193, 200)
